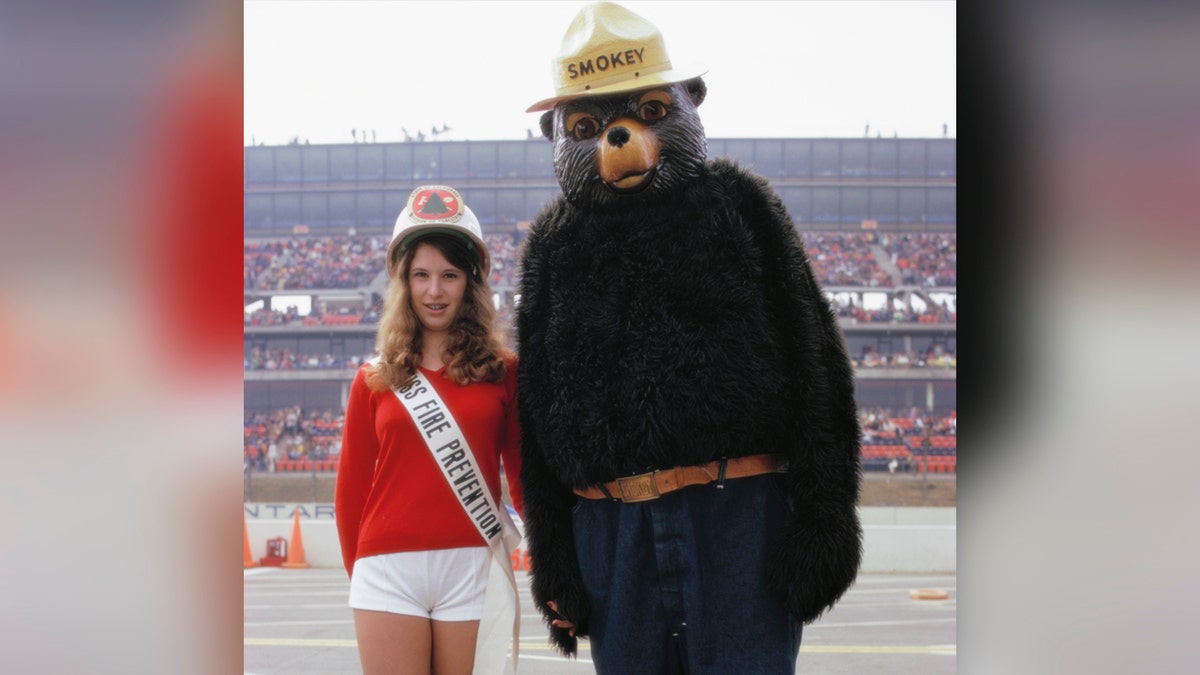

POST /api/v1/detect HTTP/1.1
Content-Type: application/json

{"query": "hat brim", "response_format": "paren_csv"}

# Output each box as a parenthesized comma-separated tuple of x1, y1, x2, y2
(525, 64, 708, 112)
(386, 225, 490, 279)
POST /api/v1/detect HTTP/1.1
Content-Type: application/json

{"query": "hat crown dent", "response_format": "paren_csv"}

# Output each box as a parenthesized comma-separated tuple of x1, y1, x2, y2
(560, 3, 659, 53)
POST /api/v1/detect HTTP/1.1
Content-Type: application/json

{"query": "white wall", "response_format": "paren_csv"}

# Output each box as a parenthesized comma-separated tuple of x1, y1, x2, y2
(860, 506, 956, 572)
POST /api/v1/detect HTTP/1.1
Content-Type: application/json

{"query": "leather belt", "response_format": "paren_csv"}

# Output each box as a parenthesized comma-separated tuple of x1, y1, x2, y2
(572, 453, 789, 503)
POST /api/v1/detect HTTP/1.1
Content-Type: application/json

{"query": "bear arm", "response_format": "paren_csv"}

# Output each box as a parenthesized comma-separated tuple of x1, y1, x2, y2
(730, 165, 864, 621)
(519, 449, 591, 654)
(515, 219, 591, 654)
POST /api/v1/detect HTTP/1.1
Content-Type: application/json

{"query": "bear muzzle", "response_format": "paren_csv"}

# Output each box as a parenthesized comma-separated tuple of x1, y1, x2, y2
(597, 118, 661, 192)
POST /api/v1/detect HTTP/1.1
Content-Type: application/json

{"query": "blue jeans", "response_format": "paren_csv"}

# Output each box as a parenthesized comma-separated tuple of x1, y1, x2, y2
(572, 473, 802, 674)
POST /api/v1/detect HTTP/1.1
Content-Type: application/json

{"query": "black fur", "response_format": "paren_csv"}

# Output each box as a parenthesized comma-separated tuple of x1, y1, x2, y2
(518, 87, 862, 656)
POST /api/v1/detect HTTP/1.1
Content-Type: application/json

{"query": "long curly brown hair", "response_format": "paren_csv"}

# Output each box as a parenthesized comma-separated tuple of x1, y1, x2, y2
(366, 234, 508, 391)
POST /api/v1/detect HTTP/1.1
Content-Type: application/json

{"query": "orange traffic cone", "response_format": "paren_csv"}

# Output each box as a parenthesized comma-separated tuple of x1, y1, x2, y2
(243, 512, 259, 568)
(281, 509, 311, 569)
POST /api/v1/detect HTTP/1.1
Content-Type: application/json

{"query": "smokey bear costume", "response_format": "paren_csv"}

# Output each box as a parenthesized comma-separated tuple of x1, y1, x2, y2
(517, 3, 863, 672)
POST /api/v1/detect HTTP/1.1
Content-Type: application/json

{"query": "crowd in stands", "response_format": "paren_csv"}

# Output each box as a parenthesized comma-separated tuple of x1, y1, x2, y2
(800, 232, 893, 287)
(245, 297, 954, 331)
(245, 306, 304, 327)
(245, 346, 375, 371)
(880, 232, 957, 287)
(861, 406, 956, 438)
(244, 403, 956, 474)
(244, 405, 344, 473)
(245, 235, 388, 291)
(244, 232, 955, 337)
(484, 232, 522, 290)
(831, 295, 956, 324)
(244, 230, 957, 295)
(243, 229, 958, 472)
(243, 233, 520, 293)
(852, 346, 956, 369)
(244, 298, 383, 328)
(858, 406, 957, 473)
(241, 342, 955, 372)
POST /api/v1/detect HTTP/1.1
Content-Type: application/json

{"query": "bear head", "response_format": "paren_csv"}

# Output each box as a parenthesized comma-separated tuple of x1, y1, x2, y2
(539, 77, 708, 212)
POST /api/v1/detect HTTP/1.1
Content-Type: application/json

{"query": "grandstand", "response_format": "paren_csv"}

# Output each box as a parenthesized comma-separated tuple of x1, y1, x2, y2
(244, 137, 955, 480)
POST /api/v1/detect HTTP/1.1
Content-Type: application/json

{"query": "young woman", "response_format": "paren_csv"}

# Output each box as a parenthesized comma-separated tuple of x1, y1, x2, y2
(336, 186, 523, 675)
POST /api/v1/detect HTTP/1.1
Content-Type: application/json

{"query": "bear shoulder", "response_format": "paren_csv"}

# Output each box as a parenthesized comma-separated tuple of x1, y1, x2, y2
(527, 194, 572, 240)
(703, 157, 778, 202)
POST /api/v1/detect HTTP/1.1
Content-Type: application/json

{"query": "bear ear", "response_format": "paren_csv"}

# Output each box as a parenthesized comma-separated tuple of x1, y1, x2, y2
(539, 111, 556, 140)
(684, 77, 707, 107)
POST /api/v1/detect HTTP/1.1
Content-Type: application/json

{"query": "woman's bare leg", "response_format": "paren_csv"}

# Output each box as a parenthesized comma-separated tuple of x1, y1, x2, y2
(431, 619, 480, 675)
(354, 609, 432, 675)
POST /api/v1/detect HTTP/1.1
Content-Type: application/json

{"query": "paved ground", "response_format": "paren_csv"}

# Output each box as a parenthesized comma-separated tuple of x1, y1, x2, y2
(244, 567, 955, 674)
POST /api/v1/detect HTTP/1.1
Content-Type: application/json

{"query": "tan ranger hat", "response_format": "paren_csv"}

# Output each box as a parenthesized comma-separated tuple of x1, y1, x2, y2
(526, 1, 707, 112)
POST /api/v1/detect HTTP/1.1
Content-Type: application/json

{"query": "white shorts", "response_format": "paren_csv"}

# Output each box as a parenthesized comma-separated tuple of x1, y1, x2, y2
(348, 547, 491, 621)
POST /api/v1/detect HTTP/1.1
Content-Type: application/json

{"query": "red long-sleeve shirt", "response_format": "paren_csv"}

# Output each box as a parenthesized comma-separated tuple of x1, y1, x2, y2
(335, 358, 524, 576)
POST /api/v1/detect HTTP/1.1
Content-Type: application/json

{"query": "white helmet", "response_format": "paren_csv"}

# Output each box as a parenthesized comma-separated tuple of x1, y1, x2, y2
(386, 185, 489, 279)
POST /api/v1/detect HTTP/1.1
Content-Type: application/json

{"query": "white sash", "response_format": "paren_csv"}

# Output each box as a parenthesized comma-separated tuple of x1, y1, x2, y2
(393, 368, 521, 675)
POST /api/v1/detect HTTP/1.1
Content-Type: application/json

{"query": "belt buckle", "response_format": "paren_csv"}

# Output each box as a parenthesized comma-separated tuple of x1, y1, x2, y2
(616, 472, 660, 503)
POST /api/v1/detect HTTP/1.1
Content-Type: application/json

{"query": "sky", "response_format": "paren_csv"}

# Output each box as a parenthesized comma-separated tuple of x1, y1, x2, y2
(244, 0, 956, 145)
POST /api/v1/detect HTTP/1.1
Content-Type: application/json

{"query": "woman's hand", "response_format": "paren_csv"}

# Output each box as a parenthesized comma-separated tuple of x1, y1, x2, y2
(546, 600, 576, 637)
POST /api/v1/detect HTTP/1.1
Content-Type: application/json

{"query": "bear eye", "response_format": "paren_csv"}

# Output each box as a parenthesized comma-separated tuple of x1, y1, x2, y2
(569, 115, 601, 140)
(639, 100, 668, 121)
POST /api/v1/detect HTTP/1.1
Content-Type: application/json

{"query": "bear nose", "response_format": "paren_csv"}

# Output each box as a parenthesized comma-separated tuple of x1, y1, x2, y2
(606, 126, 631, 148)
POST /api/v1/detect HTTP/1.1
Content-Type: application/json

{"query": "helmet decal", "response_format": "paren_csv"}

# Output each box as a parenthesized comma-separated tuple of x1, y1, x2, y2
(408, 186, 464, 225)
